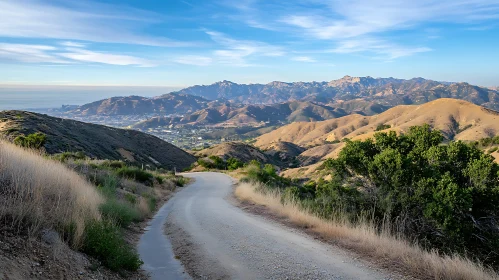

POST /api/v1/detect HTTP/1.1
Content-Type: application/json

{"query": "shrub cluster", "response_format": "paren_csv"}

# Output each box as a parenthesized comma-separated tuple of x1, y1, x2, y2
(82, 220, 143, 272)
(375, 124, 391, 131)
(13, 132, 46, 149)
(115, 166, 154, 184)
(303, 125, 499, 266)
(241, 160, 293, 189)
(197, 156, 245, 171)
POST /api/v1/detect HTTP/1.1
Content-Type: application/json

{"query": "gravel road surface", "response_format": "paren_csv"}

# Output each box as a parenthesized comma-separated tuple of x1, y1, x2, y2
(151, 172, 397, 280)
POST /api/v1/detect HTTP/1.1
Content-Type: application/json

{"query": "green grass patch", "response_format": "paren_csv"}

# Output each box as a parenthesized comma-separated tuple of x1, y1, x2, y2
(99, 199, 142, 228)
(141, 193, 157, 212)
(115, 167, 153, 184)
(82, 220, 143, 272)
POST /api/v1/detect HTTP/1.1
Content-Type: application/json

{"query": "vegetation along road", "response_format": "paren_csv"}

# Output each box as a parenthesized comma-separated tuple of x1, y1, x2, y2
(140, 172, 396, 279)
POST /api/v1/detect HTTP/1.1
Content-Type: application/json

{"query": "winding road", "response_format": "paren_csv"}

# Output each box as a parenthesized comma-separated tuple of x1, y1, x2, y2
(139, 172, 396, 280)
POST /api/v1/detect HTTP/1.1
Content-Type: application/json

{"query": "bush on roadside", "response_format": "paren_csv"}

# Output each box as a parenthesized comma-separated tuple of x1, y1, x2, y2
(82, 220, 143, 271)
(227, 157, 244, 170)
(316, 125, 499, 266)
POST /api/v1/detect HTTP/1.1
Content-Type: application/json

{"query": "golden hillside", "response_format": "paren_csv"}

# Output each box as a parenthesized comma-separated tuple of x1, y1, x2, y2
(256, 98, 499, 148)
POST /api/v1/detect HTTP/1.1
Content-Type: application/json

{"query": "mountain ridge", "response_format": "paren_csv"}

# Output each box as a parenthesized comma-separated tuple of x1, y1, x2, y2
(172, 76, 499, 109)
(63, 93, 211, 116)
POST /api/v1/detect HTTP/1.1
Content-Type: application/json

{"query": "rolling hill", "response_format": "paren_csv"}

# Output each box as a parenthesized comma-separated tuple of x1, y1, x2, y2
(131, 101, 347, 129)
(0, 110, 196, 170)
(194, 142, 271, 164)
(255, 98, 499, 148)
(63, 93, 211, 116)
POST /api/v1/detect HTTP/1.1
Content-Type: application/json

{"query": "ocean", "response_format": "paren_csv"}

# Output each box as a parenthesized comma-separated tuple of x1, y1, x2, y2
(0, 86, 180, 110)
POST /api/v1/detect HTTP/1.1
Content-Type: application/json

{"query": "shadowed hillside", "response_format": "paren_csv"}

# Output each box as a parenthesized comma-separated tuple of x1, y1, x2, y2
(0, 111, 196, 170)
(131, 101, 347, 129)
(64, 93, 210, 116)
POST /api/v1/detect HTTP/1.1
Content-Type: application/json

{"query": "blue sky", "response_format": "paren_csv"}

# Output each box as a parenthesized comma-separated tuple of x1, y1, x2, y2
(0, 0, 499, 87)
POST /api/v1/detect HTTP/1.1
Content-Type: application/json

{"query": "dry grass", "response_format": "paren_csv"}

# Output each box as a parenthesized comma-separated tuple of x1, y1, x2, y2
(0, 141, 103, 246)
(235, 182, 499, 280)
(255, 98, 499, 148)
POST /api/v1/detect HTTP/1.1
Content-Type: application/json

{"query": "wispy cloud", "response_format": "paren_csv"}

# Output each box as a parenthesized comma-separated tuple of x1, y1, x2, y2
(0, 0, 191, 47)
(173, 55, 213, 66)
(60, 41, 87, 48)
(280, 0, 499, 40)
(0, 42, 154, 67)
(329, 38, 431, 60)
(0, 43, 68, 64)
(206, 31, 285, 66)
(291, 56, 316, 63)
(223, 0, 499, 60)
(59, 48, 155, 67)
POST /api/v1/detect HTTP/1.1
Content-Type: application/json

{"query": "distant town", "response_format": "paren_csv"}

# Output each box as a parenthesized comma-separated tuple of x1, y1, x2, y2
(36, 110, 248, 150)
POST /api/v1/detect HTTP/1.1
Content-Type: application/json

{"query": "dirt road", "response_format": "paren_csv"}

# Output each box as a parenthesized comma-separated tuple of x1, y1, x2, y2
(141, 172, 397, 279)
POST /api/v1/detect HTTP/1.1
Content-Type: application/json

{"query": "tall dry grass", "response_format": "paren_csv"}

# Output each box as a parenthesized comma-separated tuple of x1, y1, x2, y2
(0, 141, 103, 246)
(235, 182, 499, 280)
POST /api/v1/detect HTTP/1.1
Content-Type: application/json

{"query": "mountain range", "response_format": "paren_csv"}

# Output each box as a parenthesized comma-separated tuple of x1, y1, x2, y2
(173, 76, 499, 110)
(60, 77, 499, 130)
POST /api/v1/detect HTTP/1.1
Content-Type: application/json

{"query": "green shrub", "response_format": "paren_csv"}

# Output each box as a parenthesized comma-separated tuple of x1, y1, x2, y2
(174, 176, 189, 187)
(95, 174, 120, 198)
(99, 199, 141, 227)
(227, 157, 244, 170)
(141, 193, 157, 212)
(116, 167, 153, 184)
(124, 193, 137, 204)
(54, 151, 86, 162)
(152, 175, 163, 184)
(242, 162, 292, 189)
(197, 155, 227, 170)
(316, 125, 499, 265)
(82, 220, 143, 271)
(325, 139, 341, 144)
(14, 132, 46, 149)
(102, 160, 127, 169)
(375, 124, 391, 131)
